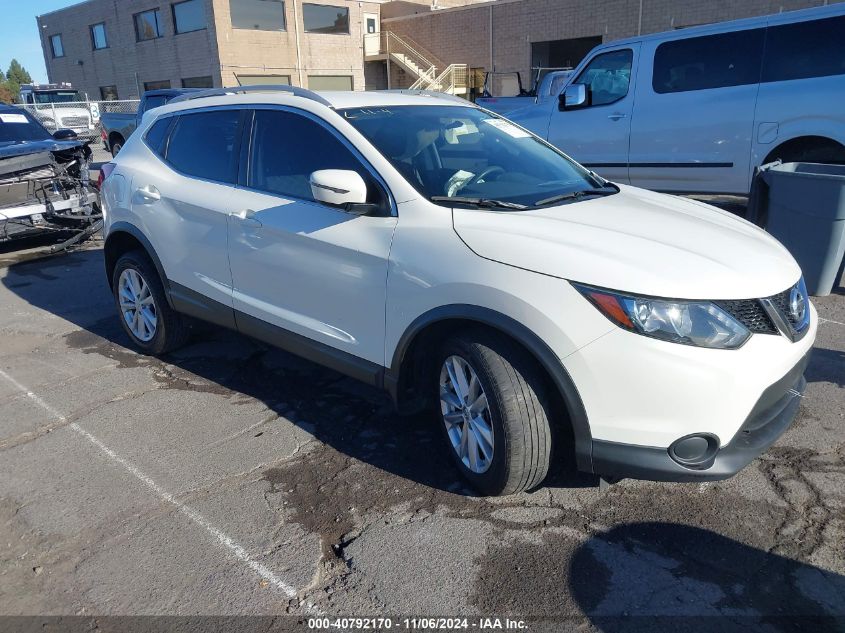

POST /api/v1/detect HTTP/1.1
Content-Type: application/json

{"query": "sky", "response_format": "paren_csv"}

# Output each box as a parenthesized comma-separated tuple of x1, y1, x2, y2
(0, 0, 81, 83)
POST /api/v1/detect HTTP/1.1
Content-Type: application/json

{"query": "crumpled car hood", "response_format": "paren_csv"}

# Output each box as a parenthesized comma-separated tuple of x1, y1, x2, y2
(452, 185, 800, 300)
(0, 139, 86, 160)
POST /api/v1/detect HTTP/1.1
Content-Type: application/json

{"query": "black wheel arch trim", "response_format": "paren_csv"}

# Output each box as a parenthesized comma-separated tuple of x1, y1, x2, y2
(386, 304, 594, 471)
(104, 222, 174, 308)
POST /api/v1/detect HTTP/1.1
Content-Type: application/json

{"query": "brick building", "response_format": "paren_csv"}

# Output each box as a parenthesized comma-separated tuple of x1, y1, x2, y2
(37, 0, 392, 99)
(378, 0, 845, 94)
(38, 0, 845, 101)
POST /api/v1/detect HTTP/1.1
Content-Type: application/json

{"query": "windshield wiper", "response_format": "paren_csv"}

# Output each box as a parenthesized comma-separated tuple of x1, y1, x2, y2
(430, 196, 528, 210)
(534, 185, 619, 207)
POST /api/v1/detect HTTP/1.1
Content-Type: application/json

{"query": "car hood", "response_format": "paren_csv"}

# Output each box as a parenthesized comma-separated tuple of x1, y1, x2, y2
(0, 139, 86, 160)
(452, 185, 800, 300)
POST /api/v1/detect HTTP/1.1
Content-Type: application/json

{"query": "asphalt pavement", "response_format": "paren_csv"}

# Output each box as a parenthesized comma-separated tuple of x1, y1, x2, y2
(0, 233, 843, 631)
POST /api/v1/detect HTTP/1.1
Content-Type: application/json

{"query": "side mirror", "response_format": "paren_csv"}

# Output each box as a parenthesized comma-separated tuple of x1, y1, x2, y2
(559, 83, 589, 111)
(310, 169, 373, 214)
(52, 128, 78, 141)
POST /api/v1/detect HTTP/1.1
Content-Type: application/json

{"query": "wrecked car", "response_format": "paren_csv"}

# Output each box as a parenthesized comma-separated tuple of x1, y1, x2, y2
(0, 104, 99, 243)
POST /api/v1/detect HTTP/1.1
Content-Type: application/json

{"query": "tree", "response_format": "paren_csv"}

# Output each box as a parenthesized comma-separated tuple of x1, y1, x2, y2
(6, 60, 31, 85)
(2, 59, 33, 103)
(0, 64, 12, 104)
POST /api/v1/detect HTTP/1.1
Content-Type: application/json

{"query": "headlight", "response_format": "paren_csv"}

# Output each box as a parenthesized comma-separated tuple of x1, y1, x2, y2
(573, 283, 750, 349)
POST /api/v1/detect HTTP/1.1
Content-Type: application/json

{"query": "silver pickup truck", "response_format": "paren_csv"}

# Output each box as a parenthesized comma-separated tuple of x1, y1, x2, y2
(100, 89, 201, 157)
(475, 69, 572, 116)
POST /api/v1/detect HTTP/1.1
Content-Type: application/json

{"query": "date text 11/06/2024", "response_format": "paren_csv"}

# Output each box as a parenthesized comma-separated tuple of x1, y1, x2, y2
(308, 617, 529, 630)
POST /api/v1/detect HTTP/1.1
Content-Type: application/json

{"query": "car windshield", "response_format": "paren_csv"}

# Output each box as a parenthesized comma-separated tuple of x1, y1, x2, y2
(0, 110, 51, 143)
(33, 91, 80, 104)
(341, 105, 610, 208)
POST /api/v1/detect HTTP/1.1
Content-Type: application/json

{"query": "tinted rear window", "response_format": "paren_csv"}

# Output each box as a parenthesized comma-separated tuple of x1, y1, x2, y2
(166, 110, 240, 182)
(144, 117, 172, 156)
(762, 15, 845, 83)
(653, 28, 764, 94)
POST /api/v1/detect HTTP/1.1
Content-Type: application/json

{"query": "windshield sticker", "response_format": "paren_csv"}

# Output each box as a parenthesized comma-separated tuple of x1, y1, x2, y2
(482, 118, 531, 138)
(0, 113, 29, 124)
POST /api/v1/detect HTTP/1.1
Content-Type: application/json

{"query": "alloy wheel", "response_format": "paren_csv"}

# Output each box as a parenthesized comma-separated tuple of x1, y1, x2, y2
(439, 355, 494, 473)
(118, 268, 157, 342)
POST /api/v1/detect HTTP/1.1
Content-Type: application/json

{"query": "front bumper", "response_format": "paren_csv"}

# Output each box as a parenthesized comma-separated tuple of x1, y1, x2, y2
(590, 350, 810, 482)
(0, 190, 99, 241)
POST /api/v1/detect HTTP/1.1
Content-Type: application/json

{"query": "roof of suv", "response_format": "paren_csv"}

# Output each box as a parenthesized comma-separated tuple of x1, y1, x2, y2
(152, 89, 473, 118)
(314, 90, 471, 109)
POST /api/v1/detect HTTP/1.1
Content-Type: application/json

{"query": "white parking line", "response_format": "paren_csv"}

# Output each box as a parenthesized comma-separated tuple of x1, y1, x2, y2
(818, 317, 845, 327)
(0, 367, 319, 614)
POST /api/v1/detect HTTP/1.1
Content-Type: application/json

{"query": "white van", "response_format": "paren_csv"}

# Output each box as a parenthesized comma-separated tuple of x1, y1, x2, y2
(509, 4, 845, 195)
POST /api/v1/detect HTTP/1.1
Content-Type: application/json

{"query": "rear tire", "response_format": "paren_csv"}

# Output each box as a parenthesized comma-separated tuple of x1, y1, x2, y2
(435, 330, 552, 496)
(110, 140, 123, 157)
(112, 250, 188, 355)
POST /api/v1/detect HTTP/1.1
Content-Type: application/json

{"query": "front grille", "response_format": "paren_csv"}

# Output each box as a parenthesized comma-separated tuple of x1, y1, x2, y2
(768, 288, 800, 327)
(60, 116, 90, 127)
(0, 165, 56, 185)
(715, 298, 778, 334)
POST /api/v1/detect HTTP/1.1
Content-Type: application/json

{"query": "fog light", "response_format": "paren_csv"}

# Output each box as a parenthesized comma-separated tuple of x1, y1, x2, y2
(668, 434, 719, 469)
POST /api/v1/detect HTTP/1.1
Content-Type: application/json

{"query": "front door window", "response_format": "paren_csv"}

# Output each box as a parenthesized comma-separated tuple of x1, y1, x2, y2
(575, 49, 633, 106)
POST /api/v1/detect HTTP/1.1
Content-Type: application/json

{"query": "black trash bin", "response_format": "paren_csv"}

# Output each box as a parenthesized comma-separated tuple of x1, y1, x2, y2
(747, 161, 845, 296)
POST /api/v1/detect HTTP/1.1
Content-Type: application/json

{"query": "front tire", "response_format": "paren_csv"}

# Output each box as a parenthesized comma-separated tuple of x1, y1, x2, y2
(436, 330, 552, 496)
(112, 250, 188, 355)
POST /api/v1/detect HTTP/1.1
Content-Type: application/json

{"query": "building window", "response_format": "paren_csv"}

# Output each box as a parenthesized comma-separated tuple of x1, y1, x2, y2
(302, 4, 349, 34)
(230, 0, 286, 31)
(172, 0, 207, 34)
(90, 23, 108, 50)
(50, 34, 64, 58)
(144, 80, 172, 91)
(181, 76, 214, 88)
(135, 9, 164, 41)
(308, 75, 353, 90)
(100, 85, 119, 100)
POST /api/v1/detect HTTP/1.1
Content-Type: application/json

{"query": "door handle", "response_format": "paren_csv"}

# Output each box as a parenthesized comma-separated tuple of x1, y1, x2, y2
(607, 112, 627, 121)
(230, 208, 262, 229)
(134, 185, 161, 203)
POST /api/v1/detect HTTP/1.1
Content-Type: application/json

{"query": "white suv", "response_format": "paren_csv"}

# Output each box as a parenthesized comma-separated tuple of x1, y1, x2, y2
(100, 87, 816, 495)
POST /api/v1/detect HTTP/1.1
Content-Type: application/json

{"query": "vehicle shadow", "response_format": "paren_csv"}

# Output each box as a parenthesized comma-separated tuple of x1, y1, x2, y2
(569, 522, 845, 630)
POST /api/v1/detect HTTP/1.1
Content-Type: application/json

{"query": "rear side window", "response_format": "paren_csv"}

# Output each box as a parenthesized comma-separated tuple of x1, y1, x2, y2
(166, 110, 241, 182)
(653, 29, 764, 94)
(144, 117, 172, 156)
(762, 16, 845, 83)
(247, 109, 370, 203)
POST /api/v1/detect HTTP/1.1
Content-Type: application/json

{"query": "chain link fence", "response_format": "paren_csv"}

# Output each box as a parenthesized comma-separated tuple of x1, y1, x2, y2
(19, 99, 139, 164)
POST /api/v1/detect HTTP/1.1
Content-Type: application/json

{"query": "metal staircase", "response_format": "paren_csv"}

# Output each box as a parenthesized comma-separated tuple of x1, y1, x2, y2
(364, 31, 468, 96)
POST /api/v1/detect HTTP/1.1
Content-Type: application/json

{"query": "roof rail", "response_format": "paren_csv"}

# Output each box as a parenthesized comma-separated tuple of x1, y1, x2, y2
(168, 84, 333, 107)
(379, 89, 467, 104)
